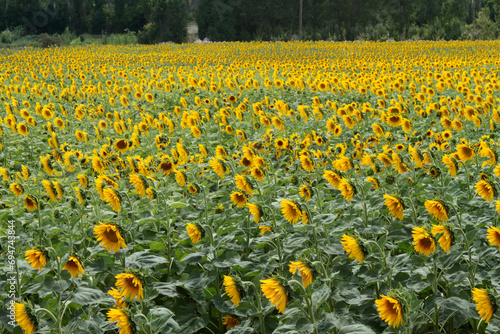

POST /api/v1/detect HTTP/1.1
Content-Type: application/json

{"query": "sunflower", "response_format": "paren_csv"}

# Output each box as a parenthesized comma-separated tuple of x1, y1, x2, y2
(92, 155, 106, 174)
(366, 177, 379, 190)
(475, 180, 495, 202)
(235, 174, 253, 196)
(53, 181, 64, 199)
(223, 275, 241, 306)
(209, 158, 226, 178)
(77, 174, 88, 189)
(103, 188, 121, 212)
(251, 166, 265, 182)
(15, 303, 35, 334)
(324, 170, 343, 189)
(383, 194, 404, 220)
(259, 226, 272, 235)
(63, 255, 84, 277)
(24, 196, 37, 211)
(10, 183, 23, 197)
(338, 180, 355, 201)
(128, 174, 146, 197)
(300, 155, 315, 172)
(108, 287, 127, 308)
(472, 288, 495, 323)
(230, 191, 248, 208)
(431, 225, 453, 252)
(186, 223, 202, 243)
(442, 155, 457, 177)
(17, 123, 28, 136)
(42, 179, 58, 201)
(107, 308, 134, 334)
(94, 222, 127, 252)
(487, 226, 500, 250)
(260, 278, 287, 314)
(341, 234, 364, 263)
(289, 261, 313, 287)
(412, 226, 436, 256)
(115, 139, 129, 153)
(145, 93, 154, 103)
(25, 248, 48, 271)
(158, 160, 174, 176)
(299, 185, 312, 201)
(375, 295, 403, 328)
(247, 202, 261, 223)
(222, 315, 240, 329)
(497, 200, 500, 215)
(0, 166, 9, 180)
(115, 272, 144, 301)
(456, 144, 474, 161)
(424, 200, 449, 221)
(280, 199, 302, 224)
(187, 184, 198, 195)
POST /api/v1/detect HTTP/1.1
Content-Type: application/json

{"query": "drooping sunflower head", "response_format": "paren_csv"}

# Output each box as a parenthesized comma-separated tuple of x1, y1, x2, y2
(487, 226, 500, 250)
(246, 202, 262, 223)
(456, 143, 475, 161)
(341, 234, 365, 263)
(93, 222, 127, 253)
(260, 278, 288, 314)
(222, 315, 240, 330)
(25, 248, 49, 271)
(129, 174, 148, 197)
(62, 255, 84, 278)
(230, 191, 248, 208)
(115, 272, 144, 301)
(375, 294, 404, 328)
(103, 187, 121, 212)
(299, 185, 312, 201)
(107, 308, 135, 333)
(280, 199, 302, 225)
(431, 225, 453, 252)
(223, 275, 242, 306)
(472, 287, 496, 323)
(383, 194, 404, 220)
(475, 180, 495, 202)
(424, 199, 449, 221)
(186, 223, 203, 244)
(235, 174, 253, 196)
(412, 226, 436, 256)
(24, 195, 37, 211)
(10, 183, 23, 197)
(15, 302, 37, 334)
(289, 261, 314, 288)
(338, 179, 356, 201)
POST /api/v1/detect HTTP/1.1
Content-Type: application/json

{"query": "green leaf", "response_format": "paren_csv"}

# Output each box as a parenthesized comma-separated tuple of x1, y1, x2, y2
(227, 327, 254, 334)
(171, 202, 187, 208)
(153, 282, 179, 298)
(72, 286, 111, 305)
(339, 324, 376, 334)
(126, 251, 168, 269)
(150, 307, 180, 333)
(312, 284, 331, 310)
(149, 241, 165, 251)
(435, 296, 477, 319)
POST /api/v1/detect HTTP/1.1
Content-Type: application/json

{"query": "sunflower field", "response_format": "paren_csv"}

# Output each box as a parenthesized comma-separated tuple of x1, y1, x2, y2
(1, 40, 500, 334)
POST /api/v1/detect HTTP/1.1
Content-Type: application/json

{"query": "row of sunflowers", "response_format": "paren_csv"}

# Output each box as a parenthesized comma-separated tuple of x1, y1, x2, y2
(1, 40, 500, 333)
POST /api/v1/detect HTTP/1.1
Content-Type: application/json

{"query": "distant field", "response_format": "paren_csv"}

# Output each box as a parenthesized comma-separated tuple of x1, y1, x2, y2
(1, 41, 500, 333)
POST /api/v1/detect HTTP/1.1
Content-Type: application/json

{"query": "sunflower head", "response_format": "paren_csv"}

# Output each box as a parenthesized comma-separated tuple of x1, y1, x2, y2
(15, 302, 38, 334)
(412, 226, 436, 256)
(94, 222, 127, 253)
(25, 248, 49, 271)
(186, 223, 204, 243)
(62, 255, 84, 277)
(375, 292, 404, 328)
(472, 287, 497, 323)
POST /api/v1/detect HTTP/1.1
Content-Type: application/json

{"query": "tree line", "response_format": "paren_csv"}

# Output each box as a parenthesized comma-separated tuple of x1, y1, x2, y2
(1, 0, 499, 43)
